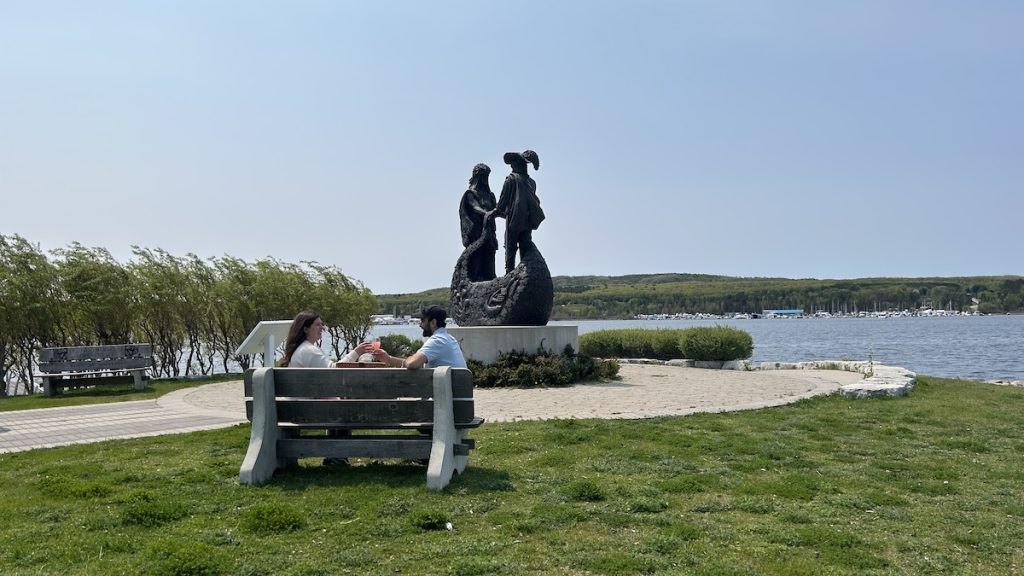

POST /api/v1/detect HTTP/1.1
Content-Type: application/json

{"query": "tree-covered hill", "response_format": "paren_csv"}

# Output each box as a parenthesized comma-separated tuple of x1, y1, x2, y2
(378, 274, 1024, 319)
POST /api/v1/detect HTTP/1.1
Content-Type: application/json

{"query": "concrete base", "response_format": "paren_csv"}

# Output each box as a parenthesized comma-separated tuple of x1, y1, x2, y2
(448, 325, 579, 365)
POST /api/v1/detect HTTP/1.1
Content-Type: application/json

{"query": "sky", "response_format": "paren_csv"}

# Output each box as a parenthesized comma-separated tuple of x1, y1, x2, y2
(1, 1, 1021, 295)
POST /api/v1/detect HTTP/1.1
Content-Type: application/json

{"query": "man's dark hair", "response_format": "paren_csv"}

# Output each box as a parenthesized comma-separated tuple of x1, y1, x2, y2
(421, 305, 447, 327)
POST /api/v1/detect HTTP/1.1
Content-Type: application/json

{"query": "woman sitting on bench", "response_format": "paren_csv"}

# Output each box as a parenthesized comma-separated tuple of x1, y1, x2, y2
(281, 310, 375, 466)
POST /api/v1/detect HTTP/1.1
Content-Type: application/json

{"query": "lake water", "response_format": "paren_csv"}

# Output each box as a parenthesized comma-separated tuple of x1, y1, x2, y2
(370, 315, 1024, 382)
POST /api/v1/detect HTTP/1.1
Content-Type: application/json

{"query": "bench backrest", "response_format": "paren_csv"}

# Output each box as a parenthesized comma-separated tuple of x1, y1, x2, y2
(243, 367, 475, 428)
(37, 344, 153, 374)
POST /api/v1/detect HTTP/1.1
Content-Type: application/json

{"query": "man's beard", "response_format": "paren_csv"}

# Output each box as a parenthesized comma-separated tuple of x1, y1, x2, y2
(422, 327, 433, 337)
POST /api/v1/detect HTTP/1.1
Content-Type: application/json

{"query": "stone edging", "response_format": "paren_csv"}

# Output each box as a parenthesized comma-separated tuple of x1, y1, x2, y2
(616, 358, 916, 399)
(987, 379, 1024, 388)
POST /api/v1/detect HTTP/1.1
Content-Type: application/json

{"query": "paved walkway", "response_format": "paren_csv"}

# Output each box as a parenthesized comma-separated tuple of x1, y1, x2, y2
(0, 365, 863, 454)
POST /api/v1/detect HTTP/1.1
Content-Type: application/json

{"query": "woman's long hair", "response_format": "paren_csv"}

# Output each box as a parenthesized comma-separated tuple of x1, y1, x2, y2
(282, 311, 320, 367)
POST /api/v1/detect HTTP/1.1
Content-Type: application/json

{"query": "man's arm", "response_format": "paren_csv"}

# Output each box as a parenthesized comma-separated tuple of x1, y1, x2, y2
(372, 349, 428, 369)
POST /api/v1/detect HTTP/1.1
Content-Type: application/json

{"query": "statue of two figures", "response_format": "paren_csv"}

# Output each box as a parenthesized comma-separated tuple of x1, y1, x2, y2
(451, 150, 554, 326)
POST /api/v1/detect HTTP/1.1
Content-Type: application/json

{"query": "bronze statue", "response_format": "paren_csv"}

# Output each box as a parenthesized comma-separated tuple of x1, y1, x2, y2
(458, 163, 497, 281)
(492, 150, 544, 274)
(450, 150, 553, 326)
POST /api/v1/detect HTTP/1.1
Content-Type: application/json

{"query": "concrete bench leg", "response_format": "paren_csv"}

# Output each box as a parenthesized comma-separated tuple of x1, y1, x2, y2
(454, 428, 470, 475)
(427, 367, 458, 491)
(240, 368, 281, 486)
(43, 376, 58, 397)
(131, 370, 145, 391)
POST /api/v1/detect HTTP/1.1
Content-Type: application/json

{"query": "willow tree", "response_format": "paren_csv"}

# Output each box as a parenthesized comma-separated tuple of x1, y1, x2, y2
(250, 258, 314, 323)
(0, 235, 61, 394)
(130, 247, 189, 377)
(208, 256, 260, 371)
(50, 242, 135, 346)
(307, 262, 377, 359)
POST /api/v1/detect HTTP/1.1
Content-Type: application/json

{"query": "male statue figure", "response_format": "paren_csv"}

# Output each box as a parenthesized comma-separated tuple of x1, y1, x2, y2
(458, 163, 497, 281)
(491, 150, 544, 274)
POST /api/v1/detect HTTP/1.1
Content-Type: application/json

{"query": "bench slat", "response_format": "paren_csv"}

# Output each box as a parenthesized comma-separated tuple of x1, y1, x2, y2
(245, 398, 476, 426)
(38, 358, 151, 373)
(279, 437, 433, 459)
(39, 344, 153, 363)
(41, 375, 138, 389)
(275, 416, 484, 430)
(243, 368, 474, 398)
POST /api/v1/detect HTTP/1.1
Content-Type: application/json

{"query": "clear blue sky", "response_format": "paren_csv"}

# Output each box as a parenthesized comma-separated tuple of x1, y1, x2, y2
(2, 1, 1021, 294)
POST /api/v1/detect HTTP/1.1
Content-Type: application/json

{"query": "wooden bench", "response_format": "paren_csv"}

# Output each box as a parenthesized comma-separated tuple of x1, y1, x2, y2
(240, 366, 483, 490)
(37, 344, 153, 397)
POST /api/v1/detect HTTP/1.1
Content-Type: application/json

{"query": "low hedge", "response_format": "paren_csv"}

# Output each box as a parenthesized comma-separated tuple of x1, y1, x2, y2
(680, 326, 754, 361)
(467, 345, 619, 388)
(579, 326, 753, 362)
(377, 334, 423, 357)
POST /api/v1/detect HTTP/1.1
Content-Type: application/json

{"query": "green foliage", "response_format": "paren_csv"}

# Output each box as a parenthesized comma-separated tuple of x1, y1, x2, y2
(680, 326, 754, 361)
(240, 502, 306, 535)
(121, 491, 188, 527)
(0, 235, 61, 394)
(581, 327, 753, 361)
(36, 474, 113, 499)
(145, 540, 229, 576)
(377, 334, 423, 357)
(467, 347, 619, 388)
(409, 509, 451, 531)
(0, 233, 376, 392)
(564, 479, 606, 501)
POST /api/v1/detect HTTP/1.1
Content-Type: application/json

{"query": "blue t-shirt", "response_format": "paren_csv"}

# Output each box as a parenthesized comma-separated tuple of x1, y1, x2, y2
(418, 327, 467, 369)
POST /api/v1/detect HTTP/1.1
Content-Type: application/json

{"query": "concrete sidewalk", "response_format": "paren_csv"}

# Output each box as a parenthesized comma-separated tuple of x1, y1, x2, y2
(0, 398, 246, 454)
(0, 364, 864, 454)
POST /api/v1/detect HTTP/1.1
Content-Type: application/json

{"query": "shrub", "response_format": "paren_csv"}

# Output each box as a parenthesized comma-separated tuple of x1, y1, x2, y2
(377, 334, 423, 357)
(680, 326, 753, 361)
(467, 347, 619, 388)
(580, 329, 683, 360)
(580, 327, 753, 362)
(410, 509, 450, 531)
(598, 358, 621, 380)
(564, 479, 606, 502)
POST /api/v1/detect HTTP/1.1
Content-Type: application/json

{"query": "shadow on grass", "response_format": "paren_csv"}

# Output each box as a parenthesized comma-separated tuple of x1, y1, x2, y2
(271, 462, 514, 493)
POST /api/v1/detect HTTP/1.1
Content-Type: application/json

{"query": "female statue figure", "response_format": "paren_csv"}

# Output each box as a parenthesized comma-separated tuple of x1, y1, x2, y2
(459, 163, 497, 281)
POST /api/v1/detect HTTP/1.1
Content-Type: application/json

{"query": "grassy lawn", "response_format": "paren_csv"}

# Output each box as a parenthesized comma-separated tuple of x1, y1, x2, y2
(1, 376, 1022, 575)
(0, 374, 243, 412)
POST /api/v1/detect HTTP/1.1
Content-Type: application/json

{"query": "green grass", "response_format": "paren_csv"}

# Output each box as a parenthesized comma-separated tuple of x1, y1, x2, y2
(1, 376, 1023, 575)
(0, 374, 243, 412)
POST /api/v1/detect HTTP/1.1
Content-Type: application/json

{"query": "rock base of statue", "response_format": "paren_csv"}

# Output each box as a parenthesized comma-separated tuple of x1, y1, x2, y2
(448, 325, 579, 365)
(450, 231, 554, 326)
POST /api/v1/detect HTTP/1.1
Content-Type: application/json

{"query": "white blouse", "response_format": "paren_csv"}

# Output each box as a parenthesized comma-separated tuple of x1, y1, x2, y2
(288, 340, 359, 368)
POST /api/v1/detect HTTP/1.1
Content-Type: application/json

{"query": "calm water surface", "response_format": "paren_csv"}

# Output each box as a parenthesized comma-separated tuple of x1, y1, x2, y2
(372, 315, 1024, 382)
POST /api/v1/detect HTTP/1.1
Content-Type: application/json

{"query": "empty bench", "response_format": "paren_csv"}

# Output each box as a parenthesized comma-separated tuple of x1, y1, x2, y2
(240, 366, 483, 490)
(38, 344, 153, 397)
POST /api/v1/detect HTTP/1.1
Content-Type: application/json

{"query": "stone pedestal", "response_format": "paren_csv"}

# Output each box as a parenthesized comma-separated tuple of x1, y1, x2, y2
(448, 325, 579, 365)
